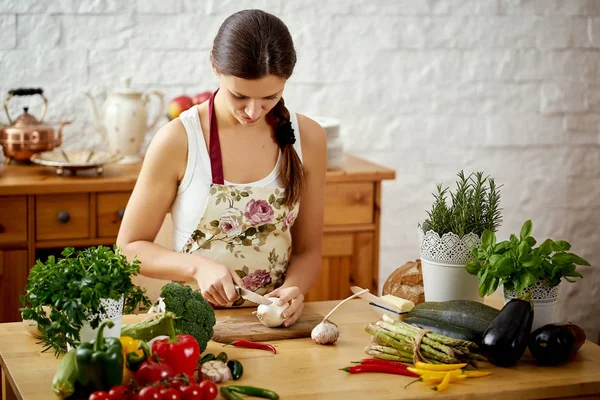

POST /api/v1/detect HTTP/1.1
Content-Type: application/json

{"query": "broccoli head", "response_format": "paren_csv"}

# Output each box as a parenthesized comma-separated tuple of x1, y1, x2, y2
(121, 283, 216, 351)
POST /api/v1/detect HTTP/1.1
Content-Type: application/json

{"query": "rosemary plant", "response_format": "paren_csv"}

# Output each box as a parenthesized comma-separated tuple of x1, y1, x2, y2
(421, 171, 502, 238)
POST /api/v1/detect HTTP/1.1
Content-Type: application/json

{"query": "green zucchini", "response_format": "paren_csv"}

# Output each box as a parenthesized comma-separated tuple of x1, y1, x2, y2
(404, 316, 480, 343)
(52, 348, 78, 399)
(408, 300, 500, 340)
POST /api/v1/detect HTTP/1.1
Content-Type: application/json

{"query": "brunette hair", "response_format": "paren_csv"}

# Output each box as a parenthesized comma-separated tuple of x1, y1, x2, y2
(212, 9, 304, 206)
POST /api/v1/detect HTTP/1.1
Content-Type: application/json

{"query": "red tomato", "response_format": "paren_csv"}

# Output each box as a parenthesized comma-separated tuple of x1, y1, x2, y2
(137, 386, 161, 400)
(179, 384, 203, 400)
(109, 385, 133, 400)
(89, 392, 111, 400)
(161, 388, 181, 400)
(135, 359, 176, 386)
(198, 380, 218, 400)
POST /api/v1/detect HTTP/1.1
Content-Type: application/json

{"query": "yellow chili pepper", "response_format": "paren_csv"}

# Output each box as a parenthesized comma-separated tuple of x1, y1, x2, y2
(432, 371, 452, 392)
(421, 374, 467, 383)
(118, 336, 145, 385)
(407, 367, 463, 377)
(415, 361, 467, 371)
(462, 370, 492, 378)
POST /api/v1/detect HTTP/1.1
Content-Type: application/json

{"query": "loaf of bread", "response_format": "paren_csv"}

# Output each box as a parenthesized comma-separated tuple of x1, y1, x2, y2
(382, 259, 424, 305)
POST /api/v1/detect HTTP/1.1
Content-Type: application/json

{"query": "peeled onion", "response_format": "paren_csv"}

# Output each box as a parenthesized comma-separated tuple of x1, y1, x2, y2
(255, 298, 290, 328)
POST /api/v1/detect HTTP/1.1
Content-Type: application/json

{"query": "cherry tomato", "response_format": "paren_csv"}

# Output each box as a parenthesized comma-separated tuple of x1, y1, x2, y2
(179, 384, 203, 400)
(135, 359, 176, 386)
(109, 385, 133, 400)
(198, 380, 218, 400)
(161, 388, 181, 400)
(137, 386, 161, 400)
(89, 392, 111, 400)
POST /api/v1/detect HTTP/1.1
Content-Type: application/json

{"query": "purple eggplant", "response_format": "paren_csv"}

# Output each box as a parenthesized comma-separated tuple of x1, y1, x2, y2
(528, 323, 586, 365)
(480, 297, 534, 367)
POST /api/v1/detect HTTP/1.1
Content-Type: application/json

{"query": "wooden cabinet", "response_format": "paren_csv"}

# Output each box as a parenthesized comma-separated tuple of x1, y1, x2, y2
(0, 154, 394, 322)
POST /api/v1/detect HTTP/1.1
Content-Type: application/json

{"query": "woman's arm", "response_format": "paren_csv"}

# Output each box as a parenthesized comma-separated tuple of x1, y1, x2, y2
(266, 114, 327, 324)
(116, 119, 243, 304)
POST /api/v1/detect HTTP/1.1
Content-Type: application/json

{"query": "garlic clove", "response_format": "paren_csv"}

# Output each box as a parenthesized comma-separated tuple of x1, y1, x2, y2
(311, 320, 339, 345)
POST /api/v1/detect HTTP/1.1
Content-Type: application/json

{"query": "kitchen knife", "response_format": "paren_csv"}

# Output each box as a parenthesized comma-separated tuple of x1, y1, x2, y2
(350, 286, 403, 317)
(235, 285, 272, 306)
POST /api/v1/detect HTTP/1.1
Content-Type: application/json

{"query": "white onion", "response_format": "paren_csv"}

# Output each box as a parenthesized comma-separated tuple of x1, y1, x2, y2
(255, 298, 290, 328)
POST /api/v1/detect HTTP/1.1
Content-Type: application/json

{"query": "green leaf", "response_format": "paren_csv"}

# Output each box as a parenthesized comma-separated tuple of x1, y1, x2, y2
(538, 239, 554, 256)
(525, 236, 537, 247)
(245, 227, 257, 236)
(552, 240, 571, 252)
(264, 224, 276, 232)
(551, 252, 573, 265)
(520, 220, 532, 240)
(210, 220, 219, 227)
(481, 230, 494, 248)
(565, 253, 591, 266)
(489, 254, 503, 267)
(517, 241, 531, 257)
(241, 239, 252, 246)
(494, 241, 511, 253)
(565, 270, 583, 278)
(522, 271, 538, 290)
(240, 191, 249, 197)
(268, 194, 276, 204)
(465, 261, 481, 275)
(494, 257, 514, 278)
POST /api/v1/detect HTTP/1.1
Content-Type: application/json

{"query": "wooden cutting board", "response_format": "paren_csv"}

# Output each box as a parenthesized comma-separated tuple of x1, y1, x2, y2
(212, 312, 324, 343)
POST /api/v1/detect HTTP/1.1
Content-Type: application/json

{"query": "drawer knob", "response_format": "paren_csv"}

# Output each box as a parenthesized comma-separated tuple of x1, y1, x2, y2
(57, 212, 70, 224)
(0, 224, 4, 233)
(117, 209, 125, 220)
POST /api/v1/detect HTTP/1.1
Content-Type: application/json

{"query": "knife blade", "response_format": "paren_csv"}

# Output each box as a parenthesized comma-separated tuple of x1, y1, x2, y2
(235, 285, 272, 305)
(350, 286, 402, 314)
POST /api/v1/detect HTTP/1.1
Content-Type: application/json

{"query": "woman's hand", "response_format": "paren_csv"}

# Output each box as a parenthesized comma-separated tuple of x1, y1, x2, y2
(266, 286, 305, 327)
(195, 259, 244, 306)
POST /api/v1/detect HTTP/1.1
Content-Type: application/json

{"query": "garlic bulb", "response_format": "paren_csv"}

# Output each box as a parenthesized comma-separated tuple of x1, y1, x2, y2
(201, 360, 232, 383)
(311, 320, 339, 345)
(255, 298, 290, 328)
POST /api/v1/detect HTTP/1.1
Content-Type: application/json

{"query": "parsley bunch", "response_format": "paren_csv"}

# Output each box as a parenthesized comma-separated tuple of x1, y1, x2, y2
(20, 246, 151, 356)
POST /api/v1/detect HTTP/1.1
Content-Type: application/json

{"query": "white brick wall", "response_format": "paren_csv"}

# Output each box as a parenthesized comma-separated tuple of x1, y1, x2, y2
(1, 0, 598, 339)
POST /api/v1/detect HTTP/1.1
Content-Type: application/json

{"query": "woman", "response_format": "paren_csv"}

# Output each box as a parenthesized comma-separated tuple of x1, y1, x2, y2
(116, 9, 327, 327)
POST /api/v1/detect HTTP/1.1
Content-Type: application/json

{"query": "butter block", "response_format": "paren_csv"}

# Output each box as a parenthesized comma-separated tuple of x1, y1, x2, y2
(380, 294, 415, 312)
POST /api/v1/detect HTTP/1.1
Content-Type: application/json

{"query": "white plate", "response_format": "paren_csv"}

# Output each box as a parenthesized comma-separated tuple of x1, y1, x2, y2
(30, 150, 123, 175)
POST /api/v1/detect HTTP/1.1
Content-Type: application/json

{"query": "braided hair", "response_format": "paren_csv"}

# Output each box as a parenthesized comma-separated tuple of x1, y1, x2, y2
(212, 9, 304, 206)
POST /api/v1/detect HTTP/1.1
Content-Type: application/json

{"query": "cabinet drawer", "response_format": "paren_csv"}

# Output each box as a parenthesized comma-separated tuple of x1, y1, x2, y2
(0, 196, 27, 245)
(97, 192, 130, 238)
(36, 194, 90, 241)
(324, 183, 374, 225)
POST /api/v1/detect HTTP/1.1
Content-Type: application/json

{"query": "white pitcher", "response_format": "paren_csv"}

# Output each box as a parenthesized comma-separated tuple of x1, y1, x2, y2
(86, 77, 164, 164)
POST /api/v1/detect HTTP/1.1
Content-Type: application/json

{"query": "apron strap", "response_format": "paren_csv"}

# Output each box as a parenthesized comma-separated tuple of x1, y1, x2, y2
(208, 89, 224, 185)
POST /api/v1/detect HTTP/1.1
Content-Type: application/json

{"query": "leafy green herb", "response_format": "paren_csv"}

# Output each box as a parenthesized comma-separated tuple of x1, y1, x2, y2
(421, 171, 502, 238)
(20, 246, 151, 357)
(466, 220, 591, 297)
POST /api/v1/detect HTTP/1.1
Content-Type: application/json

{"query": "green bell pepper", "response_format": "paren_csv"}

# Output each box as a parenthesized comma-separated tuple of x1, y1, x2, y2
(75, 320, 124, 392)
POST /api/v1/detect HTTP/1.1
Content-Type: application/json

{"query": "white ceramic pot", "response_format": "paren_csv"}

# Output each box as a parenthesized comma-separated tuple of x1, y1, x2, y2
(418, 227, 482, 302)
(68, 296, 124, 349)
(504, 280, 559, 332)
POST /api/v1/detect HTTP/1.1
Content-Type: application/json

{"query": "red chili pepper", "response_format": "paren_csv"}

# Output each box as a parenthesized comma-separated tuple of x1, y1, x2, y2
(341, 364, 419, 377)
(151, 312, 200, 379)
(354, 358, 411, 369)
(227, 340, 277, 354)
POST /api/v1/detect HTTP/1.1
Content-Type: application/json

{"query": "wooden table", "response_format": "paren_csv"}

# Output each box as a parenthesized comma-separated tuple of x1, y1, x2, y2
(2, 300, 600, 400)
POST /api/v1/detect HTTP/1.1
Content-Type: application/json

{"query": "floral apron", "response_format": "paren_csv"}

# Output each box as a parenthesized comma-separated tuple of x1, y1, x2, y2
(180, 91, 298, 307)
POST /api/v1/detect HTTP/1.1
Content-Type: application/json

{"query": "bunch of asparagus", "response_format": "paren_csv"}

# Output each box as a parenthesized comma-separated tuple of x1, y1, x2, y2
(365, 315, 486, 367)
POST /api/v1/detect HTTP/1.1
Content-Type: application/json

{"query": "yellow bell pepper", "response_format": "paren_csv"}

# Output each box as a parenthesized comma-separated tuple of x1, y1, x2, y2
(118, 336, 145, 385)
(415, 361, 467, 371)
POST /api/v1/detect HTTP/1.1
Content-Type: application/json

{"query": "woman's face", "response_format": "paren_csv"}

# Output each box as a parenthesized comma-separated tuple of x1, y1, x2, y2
(217, 74, 287, 125)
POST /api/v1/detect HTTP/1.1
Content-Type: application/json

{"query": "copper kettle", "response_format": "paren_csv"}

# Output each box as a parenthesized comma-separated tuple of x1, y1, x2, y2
(0, 88, 70, 163)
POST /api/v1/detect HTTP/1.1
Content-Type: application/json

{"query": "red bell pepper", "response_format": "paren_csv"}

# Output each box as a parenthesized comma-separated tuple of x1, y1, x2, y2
(151, 313, 200, 379)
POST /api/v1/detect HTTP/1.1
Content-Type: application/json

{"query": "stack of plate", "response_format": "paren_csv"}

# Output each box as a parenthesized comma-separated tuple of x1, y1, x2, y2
(312, 116, 344, 170)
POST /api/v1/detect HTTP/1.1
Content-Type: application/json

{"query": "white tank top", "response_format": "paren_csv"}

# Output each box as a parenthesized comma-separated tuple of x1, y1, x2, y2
(170, 105, 303, 252)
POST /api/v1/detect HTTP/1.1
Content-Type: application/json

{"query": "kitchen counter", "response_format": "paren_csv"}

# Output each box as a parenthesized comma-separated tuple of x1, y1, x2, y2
(1, 299, 600, 400)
